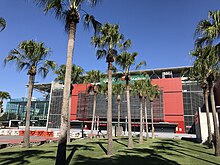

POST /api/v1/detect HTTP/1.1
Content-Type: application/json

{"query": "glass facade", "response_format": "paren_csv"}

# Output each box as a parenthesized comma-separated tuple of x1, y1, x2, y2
(76, 91, 164, 124)
(5, 97, 49, 126)
(182, 81, 203, 133)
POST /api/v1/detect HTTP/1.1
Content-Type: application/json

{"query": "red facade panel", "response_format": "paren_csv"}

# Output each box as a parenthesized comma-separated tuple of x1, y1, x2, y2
(71, 78, 185, 133)
(152, 78, 185, 133)
(70, 84, 90, 120)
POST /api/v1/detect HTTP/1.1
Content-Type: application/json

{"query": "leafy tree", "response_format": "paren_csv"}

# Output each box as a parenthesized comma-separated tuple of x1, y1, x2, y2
(35, 0, 101, 163)
(147, 82, 159, 139)
(91, 23, 128, 155)
(84, 70, 103, 138)
(112, 83, 125, 136)
(0, 91, 10, 116)
(4, 40, 56, 148)
(0, 17, 6, 32)
(115, 51, 146, 148)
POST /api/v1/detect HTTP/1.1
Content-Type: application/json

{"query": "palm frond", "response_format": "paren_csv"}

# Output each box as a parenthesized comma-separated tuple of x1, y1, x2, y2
(83, 14, 101, 35)
(87, 0, 102, 7)
(44, 60, 57, 71)
(0, 91, 11, 100)
(194, 19, 211, 37)
(119, 39, 131, 51)
(135, 61, 146, 70)
(38, 67, 49, 78)
(0, 17, 6, 32)
(96, 49, 107, 59)
(5, 40, 55, 78)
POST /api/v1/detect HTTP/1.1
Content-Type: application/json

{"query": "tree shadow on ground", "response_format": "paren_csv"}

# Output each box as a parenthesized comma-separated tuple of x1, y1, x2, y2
(113, 139, 127, 147)
(71, 153, 180, 165)
(156, 139, 215, 156)
(88, 141, 107, 155)
(68, 139, 180, 165)
(0, 149, 54, 165)
(66, 144, 95, 165)
(151, 139, 219, 165)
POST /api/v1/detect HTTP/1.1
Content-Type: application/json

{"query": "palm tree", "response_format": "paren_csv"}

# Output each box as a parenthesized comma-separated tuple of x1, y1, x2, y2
(0, 17, 6, 32)
(112, 83, 125, 136)
(91, 23, 129, 155)
(143, 78, 151, 140)
(115, 51, 146, 148)
(147, 82, 159, 139)
(35, 1, 101, 163)
(195, 11, 220, 155)
(99, 81, 108, 101)
(130, 80, 148, 144)
(0, 91, 10, 116)
(4, 40, 56, 148)
(189, 46, 215, 148)
(193, 45, 220, 155)
(55, 64, 84, 84)
(84, 70, 103, 139)
(194, 10, 220, 48)
(55, 64, 84, 143)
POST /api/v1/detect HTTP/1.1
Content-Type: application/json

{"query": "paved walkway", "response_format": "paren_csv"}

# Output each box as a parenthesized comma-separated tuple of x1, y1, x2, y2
(0, 135, 58, 148)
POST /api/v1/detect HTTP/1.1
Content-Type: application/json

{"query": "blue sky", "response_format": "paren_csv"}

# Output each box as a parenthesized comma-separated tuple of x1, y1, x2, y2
(0, 0, 220, 100)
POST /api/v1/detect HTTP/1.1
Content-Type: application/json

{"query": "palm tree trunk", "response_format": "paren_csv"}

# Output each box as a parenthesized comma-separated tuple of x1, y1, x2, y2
(126, 80, 133, 148)
(90, 92, 97, 139)
(204, 87, 213, 147)
(56, 21, 77, 165)
(23, 74, 35, 148)
(150, 101, 155, 139)
(117, 96, 121, 133)
(139, 97, 143, 144)
(210, 83, 220, 156)
(67, 95, 72, 144)
(107, 62, 113, 155)
(144, 97, 149, 140)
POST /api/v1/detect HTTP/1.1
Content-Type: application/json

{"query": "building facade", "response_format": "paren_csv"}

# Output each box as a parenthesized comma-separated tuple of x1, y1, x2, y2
(5, 66, 209, 134)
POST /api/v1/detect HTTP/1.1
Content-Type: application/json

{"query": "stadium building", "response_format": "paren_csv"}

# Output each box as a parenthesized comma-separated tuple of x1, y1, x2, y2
(5, 66, 219, 134)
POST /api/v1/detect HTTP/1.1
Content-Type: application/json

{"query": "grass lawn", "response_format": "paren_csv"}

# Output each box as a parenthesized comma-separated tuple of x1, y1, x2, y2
(0, 137, 220, 165)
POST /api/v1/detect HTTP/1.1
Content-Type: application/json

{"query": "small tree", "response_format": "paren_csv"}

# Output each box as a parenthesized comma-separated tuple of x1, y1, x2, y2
(112, 83, 125, 136)
(147, 82, 159, 139)
(143, 79, 151, 140)
(130, 79, 148, 144)
(0, 91, 10, 116)
(4, 40, 56, 148)
(115, 52, 146, 148)
(84, 70, 104, 138)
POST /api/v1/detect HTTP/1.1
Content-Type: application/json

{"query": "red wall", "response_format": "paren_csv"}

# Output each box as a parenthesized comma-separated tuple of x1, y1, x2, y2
(152, 78, 185, 133)
(70, 84, 90, 121)
(71, 78, 185, 133)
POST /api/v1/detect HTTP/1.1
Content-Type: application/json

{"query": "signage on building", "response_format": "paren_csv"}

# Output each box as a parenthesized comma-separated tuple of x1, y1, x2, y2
(100, 74, 150, 84)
